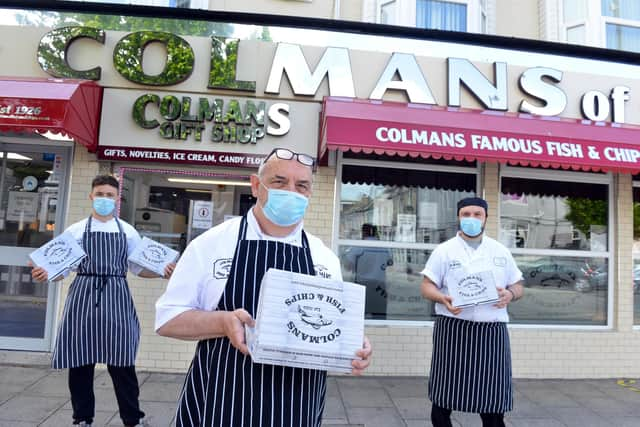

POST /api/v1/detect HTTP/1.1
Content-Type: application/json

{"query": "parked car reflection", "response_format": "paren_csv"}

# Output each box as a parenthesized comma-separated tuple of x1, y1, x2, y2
(523, 259, 579, 289)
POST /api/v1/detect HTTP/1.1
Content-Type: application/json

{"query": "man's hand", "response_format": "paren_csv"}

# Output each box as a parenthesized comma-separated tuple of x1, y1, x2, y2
(439, 294, 462, 315)
(351, 336, 372, 376)
(164, 262, 176, 279)
(29, 261, 49, 283)
(494, 287, 512, 308)
(223, 309, 255, 355)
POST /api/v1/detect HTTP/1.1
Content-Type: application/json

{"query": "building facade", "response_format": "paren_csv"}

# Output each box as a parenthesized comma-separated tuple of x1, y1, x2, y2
(1, 0, 640, 378)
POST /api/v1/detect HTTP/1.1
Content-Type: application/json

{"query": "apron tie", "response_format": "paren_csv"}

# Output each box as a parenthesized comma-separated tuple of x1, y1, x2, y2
(77, 273, 126, 307)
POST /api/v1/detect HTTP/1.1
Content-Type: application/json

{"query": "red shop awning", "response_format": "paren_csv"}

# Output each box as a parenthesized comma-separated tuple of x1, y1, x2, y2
(320, 96, 640, 173)
(0, 77, 103, 152)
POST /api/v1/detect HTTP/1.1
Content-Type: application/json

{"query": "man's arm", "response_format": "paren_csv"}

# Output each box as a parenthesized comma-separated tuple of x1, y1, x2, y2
(136, 262, 176, 279)
(420, 276, 461, 315)
(157, 308, 255, 354)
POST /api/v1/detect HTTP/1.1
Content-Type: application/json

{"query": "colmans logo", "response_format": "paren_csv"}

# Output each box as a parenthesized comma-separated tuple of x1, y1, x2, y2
(284, 292, 345, 344)
(44, 241, 73, 266)
(457, 274, 488, 298)
(141, 244, 167, 264)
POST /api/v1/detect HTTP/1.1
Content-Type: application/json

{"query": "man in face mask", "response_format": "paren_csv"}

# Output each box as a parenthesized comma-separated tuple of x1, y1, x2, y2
(155, 148, 372, 427)
(31, 174, 175, 427)
(419, 197, 524, 427)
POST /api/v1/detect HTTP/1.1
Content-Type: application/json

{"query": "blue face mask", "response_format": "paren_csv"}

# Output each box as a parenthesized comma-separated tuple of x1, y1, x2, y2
(261, 184, 309, 227)
(93, 197, 116, 216)
(460, 217, 483, 237)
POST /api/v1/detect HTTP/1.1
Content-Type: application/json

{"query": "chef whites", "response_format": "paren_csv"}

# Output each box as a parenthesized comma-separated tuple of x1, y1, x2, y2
(156, 211, 343, 426)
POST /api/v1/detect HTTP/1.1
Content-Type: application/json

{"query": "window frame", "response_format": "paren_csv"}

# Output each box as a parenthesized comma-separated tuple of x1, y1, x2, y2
(499, 165, 614, 329)
(375, 0, 487, 33)
(332, 150, 480, 326)
(557, 0, 640, 51)
(632, 179, 640, 327)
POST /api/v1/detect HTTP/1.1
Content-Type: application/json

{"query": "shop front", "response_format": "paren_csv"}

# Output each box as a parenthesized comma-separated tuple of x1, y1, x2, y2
(3, 4, 640, 377)
(0, 77, 100, 351)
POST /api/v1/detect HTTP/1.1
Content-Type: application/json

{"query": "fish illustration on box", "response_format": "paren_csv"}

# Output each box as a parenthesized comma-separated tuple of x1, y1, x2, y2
(298, 305, 333, 329)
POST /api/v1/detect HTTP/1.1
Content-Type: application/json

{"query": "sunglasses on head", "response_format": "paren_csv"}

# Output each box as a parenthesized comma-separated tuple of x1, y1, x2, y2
(263, 148, 316, 169)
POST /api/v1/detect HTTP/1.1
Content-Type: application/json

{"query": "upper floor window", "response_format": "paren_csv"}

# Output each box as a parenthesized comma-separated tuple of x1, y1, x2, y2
(559, 0, 640, 52)
(374, 0, 487, 33)
(417, 0, 467, 31)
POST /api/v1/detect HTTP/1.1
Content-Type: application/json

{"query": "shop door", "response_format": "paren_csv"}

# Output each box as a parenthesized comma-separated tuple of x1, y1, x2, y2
(0, 142, 71, 351)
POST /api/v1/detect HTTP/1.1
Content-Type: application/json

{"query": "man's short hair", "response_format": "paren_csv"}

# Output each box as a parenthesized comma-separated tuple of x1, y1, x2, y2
(457, 197, 488, 215)
(91, 175, 119, 191)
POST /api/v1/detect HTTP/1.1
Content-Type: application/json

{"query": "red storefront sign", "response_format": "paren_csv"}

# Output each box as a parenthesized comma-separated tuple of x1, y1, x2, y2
(0, 78, 102, 151)
(320, 97, 640, 173)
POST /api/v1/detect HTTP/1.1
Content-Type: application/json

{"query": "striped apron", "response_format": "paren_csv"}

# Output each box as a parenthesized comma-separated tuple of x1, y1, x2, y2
(175, 215, 327, 427)
(52, 217, 139, 369)
(428, 316, 513, 414)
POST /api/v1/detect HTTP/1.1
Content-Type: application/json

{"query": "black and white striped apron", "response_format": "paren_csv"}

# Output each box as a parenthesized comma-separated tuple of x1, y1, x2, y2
(52, 217, 139, 369)
(428, 315, 513, 414)
(176, 215, 326, 427)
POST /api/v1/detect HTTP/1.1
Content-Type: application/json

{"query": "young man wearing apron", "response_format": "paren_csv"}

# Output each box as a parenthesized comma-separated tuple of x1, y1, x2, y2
(156, 148, 372, 427)
(31, 175, 176, 427)
(420, 197, 524, 427)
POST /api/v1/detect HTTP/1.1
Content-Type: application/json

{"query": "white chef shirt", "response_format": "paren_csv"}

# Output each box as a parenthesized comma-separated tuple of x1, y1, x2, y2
(155, 208, 343, 331)
(421, 233, 523, 323)
(63, 216, 143, 275)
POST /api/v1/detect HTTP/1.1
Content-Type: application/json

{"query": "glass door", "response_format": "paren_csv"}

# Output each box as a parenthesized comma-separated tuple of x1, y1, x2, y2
(0, 141, 71, 351)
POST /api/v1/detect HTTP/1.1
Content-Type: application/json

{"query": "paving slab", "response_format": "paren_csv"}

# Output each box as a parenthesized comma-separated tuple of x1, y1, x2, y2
(340, 386, 394, 408)
(0, 365, 638, 427)
(392, 396, 429, 419)
(346, 406, 406, 427)
(39, 409, 114, 427)
(138, 379, 182, 402)
(0, 395, 67, 423)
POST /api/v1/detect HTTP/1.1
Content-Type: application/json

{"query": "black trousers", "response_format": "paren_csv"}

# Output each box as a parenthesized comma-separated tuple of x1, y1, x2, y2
(431, 404, 505, 427)
(68, 364, 145, 426)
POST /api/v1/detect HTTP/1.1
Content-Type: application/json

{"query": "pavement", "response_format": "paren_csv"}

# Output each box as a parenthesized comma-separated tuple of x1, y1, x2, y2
(0, 364, 639, 427)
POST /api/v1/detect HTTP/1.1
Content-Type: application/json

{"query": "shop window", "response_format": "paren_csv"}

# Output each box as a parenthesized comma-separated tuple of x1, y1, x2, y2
(336, 153, 477, 321)
(117, 167, 254, 254)
(632, 182, 640, 324)
(500, 168, 611, 325)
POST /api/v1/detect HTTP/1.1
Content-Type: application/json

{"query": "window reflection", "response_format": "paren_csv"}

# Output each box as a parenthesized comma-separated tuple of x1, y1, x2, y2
(340, 164, 476, 243)
(511, 255, 608, 325)
(337, 157, 477, 322)
(633, 185, 640, 324)
(500, 177, 608, 251)
(340, 246, 434, 320)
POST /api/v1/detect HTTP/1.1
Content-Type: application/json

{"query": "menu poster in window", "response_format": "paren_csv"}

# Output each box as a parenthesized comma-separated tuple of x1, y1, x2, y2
(373, 199, 393, 227)
(6, 191, 39, 222)
(192, 201, 213, 229)
(418, 202, 437, 228)
(396, 214, 416, 243)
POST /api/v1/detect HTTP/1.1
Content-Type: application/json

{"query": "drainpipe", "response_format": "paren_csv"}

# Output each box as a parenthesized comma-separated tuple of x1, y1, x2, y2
(334, 0, 340, 19)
